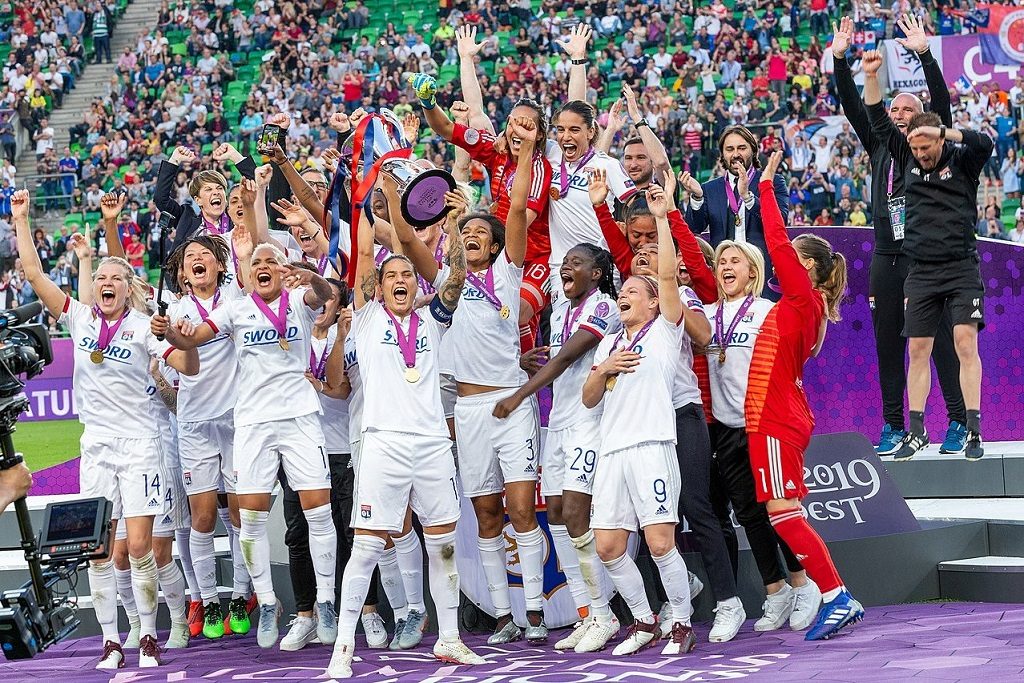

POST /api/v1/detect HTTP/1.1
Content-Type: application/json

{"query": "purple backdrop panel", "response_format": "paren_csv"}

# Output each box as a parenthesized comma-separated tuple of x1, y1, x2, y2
(31, 458, 80, 497)
(802, 432, 920, 542)
(798, 228, 1023, 442)
(21, 377, 77, 422)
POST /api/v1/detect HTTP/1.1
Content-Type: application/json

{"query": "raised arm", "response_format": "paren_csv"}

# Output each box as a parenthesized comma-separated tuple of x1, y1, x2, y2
(353, 208, 377, 310)
(557, 24, 592, 103)
(623, 84, 669, 176)
(670, 207, 717, 303)
(382, 175, 443, 284)
(504, 115, 536, 267)
(271, 197, 330, 255)
(410, 73, 456, 141)
(649, 184, 682, 325)
(435, 196, 467, 316)
(831, 17, 875, 148)
(759, 151, 813, 299)
(895, 13, 951, 125)
(590, 168, 633, 276)
(680, 171, 710, 235)
(100, 191, 127, 259)
(456, 26, 495, 134)
(11, 191, 68, 315)
(211, 141, 256, 180)
(596, 99, 626, 154)
(67, 229, 93, 304)
(154, 146, 194, 219)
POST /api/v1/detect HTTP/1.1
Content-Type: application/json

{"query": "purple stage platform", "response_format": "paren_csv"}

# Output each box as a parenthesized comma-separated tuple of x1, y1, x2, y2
(4, 602, 1024, 681)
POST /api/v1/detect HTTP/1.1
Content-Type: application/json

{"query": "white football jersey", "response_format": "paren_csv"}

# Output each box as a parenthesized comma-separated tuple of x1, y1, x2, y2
(547, 290, 620, 430)
(544, 146, 636, 271)
(671, 286, 707, 409)
(703, 297, 774, 428)
(592, 315, 683, 455)
(171, 287, 239, 422)
(60, 297, 173, 438)
(311, 327, 350, 453)
(205, 286, 322, 428)
(447, 251, 525, 387)
(343, 328, 363, 444)
(353, 301, 449, 438)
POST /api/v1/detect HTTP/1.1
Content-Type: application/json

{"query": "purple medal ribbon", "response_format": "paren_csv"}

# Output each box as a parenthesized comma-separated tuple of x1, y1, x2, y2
(203, 212, 231, 236)
(561, 288, 597, 344)
(724, 166, 757, 214)
(715, 296, 755, 358)
(465, 266, 503, 313)
(887, 159, 895, 197)
(558, 146, 597, 198)
(93, 305, 129, 352)
(305, 253, 329, 276)
(611, 317, 655, 354)
(375, 247, 388, 268)
(381, 304, 420, 371)
(250, 288, 290, 340)
(309, 340, 329, 380)
(190, 289, 221, 321)
(418, 234, 447, 295)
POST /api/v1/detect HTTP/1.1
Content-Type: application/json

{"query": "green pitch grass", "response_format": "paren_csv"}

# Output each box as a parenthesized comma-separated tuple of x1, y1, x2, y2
(12, 420, 83, 472)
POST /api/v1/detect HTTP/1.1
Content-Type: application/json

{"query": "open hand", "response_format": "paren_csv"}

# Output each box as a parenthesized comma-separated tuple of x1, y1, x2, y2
(895, 13, 929, 54)
(456, 25, 484, 59)
(556, 23, 592, 60)
(588, 167, 609, 206)
(831, 16, 854, 58)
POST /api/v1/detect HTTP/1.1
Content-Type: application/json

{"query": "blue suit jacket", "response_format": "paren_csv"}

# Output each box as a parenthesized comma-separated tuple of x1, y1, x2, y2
(685, 170, 790, 298)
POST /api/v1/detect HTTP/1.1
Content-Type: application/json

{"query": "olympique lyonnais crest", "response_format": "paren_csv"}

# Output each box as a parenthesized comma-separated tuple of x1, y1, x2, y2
(997, 10, 1024, 63)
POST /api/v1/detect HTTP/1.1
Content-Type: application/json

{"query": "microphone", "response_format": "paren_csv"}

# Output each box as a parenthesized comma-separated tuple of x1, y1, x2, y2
(0, 301, 43, 330)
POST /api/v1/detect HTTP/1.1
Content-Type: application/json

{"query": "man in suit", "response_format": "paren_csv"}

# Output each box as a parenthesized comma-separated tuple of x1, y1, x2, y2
(156, 143, 257, 258)
(681, 125, 789, 299)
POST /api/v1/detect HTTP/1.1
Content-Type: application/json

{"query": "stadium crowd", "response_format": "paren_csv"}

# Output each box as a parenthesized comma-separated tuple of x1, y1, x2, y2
(0, 0, 1007, 677)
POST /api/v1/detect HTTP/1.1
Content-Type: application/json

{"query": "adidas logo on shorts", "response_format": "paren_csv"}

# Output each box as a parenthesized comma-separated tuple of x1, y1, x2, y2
(655, 505, 668, 515)
(525, 464, 535, 473)
(971, 309, 982, 319)
(576, 474, 588, 483)
(785, 480, 796, 490)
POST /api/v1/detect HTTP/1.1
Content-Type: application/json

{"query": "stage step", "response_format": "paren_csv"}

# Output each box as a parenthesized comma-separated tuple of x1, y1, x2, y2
(938, 556, 1024, 603)
(881, 442, 1024, 498)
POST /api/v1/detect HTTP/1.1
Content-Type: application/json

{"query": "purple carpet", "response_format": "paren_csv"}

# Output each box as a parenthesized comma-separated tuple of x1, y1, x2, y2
(3, 603, 1024, 681)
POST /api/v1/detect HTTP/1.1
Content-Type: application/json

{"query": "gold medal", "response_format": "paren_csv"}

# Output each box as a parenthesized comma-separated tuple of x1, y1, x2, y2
(605, 376, 617, 391)
(549, 186, 560, 201)
(488, 201, 499, 214)
(499, 305, 510, 319)
(90, 349, 104, 364)
(404, 367, 421, 383)
(718, 348, 727, 364)
(279, 338, 290, 351)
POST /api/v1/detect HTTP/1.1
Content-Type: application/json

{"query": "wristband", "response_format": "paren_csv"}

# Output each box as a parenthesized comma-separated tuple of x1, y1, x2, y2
(940, 125, 946, 139)
(571, 58, 589, 66)
(634, 119, 650, 130)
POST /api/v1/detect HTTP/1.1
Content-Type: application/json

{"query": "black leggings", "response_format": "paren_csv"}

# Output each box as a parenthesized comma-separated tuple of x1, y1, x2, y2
(710, 424, 802, 585)
(671, 403, 738, 603)
(280, 453, 379, 612)
(869, 252, 965, 430)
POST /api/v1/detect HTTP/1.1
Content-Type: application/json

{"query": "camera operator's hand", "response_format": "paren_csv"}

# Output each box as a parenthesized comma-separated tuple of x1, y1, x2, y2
(0, 463, 32, 512)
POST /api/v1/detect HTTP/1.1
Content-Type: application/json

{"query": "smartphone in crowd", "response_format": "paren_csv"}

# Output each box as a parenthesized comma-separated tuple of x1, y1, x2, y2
(256, 124, 283, 155)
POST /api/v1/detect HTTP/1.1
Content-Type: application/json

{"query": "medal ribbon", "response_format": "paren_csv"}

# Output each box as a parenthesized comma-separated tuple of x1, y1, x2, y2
(610, 317, 655, 354)
(382, 304, 419, 370)
(561, 288, 597, 344)
(190, 289, 221, 321)
(202, 212, 231, 235)
(558, 146, 597, 198)
(93, 305, 129, 353)
(250, 289, 289, 340)
(347, 113, 412, 289)
(465, 266, 503, 313)
(887, 159, 895, 198)
(418, 233, 447, 295)
(724, 166, 757, 214)
(715, 295, 755, 356)
(309, 340, 329, 380)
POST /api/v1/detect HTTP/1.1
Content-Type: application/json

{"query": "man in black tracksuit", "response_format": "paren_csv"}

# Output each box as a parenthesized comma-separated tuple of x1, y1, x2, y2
(831, 16, 966, 456)
(864, 47, 991, 462)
